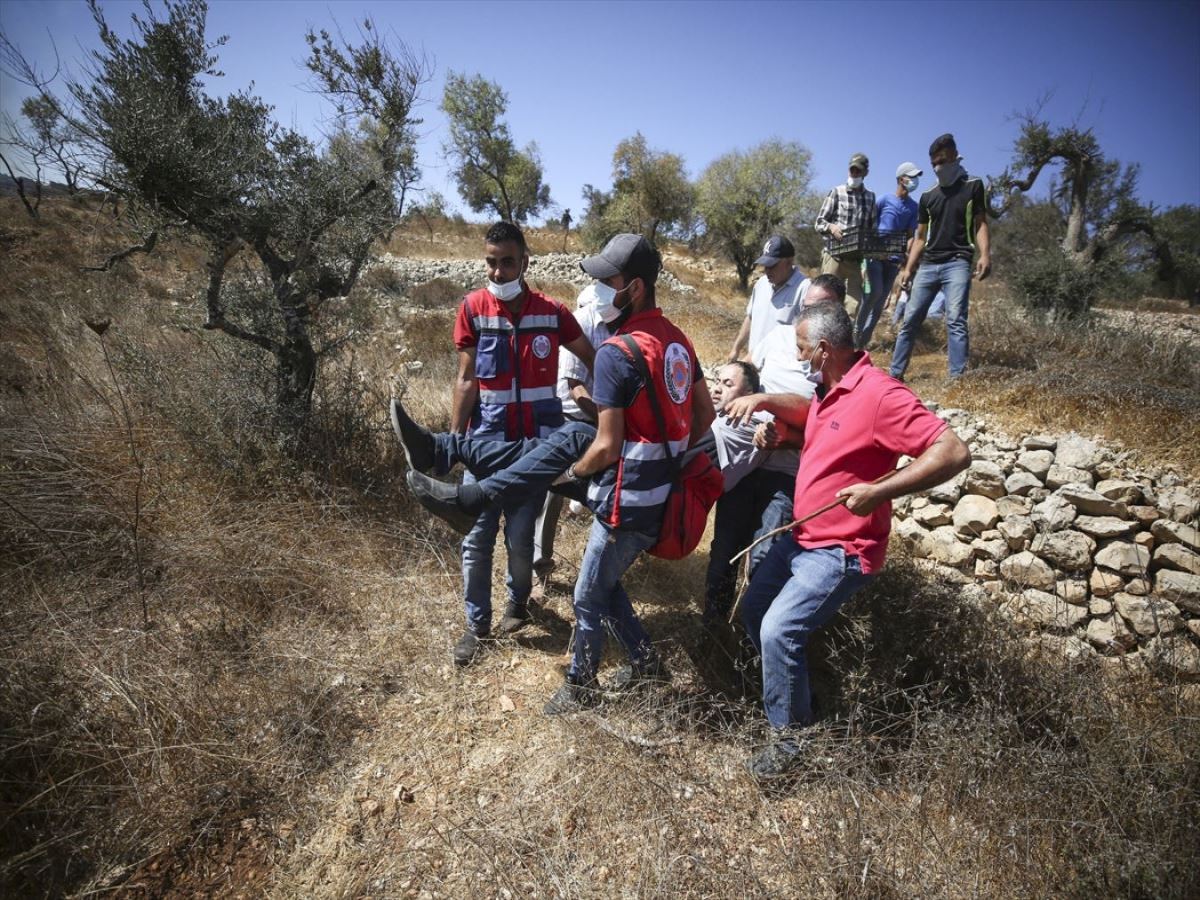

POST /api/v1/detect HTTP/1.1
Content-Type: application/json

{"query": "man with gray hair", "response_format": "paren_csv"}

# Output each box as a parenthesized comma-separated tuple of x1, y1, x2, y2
(724, 302, 971, 781)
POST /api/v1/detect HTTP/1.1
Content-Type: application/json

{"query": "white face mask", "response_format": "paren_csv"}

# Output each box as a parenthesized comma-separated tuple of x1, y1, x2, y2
(576, 283, 598, 308)
(804, 344, 825, 386)
(592, 280, 633, 324)
(486, 275, 523, 303)
(847, 176, 864, 190)
(903, 176, 920, 193)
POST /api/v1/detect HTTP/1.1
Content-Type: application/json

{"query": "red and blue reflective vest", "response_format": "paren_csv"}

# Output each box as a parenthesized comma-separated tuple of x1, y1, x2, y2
(586, 309, 700, 536)
(453, 286, 582, 441)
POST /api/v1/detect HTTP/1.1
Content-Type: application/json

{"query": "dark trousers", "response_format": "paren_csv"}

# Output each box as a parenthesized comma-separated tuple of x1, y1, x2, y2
(704, 468, 796, 620)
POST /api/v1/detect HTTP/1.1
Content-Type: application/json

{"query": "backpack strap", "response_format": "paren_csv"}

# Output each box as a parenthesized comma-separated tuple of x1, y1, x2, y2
(615, 334, 677, 468)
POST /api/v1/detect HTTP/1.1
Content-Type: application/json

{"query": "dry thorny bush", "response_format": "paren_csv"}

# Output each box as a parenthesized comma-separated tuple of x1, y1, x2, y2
(1, 204, 1198, 896)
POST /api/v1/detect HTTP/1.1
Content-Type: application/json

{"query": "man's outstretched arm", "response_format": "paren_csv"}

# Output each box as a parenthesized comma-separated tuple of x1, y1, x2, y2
(569, 407, 624, 478)
(837, 428, 971, 516)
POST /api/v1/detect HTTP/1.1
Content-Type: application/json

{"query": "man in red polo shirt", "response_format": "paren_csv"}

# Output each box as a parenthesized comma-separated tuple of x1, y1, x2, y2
(725, 302, 970, 780)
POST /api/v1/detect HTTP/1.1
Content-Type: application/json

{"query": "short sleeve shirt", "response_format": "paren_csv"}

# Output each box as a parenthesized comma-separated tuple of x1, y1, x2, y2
(745, 268, 808, 363)
(919, 177, 987, 264)
(792, 353, 947, 573)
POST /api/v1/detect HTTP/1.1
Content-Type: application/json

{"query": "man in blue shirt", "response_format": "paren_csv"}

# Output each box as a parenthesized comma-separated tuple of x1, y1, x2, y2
(856, 161, 921, 349)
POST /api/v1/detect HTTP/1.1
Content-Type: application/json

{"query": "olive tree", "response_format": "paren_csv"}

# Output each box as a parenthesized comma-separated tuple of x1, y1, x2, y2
(441, 71, 550, 223)
(60, 0, 426, 433)
(695, 139, 817, 290)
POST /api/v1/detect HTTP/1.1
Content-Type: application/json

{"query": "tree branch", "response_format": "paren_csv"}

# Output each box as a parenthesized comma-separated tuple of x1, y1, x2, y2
(81, 228, 160, 271)
(201, 241, 278, 353)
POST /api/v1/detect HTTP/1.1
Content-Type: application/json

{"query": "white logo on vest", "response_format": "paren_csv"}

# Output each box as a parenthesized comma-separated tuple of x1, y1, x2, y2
(531, 334, 552, 359)
(664, 342, 691, 405)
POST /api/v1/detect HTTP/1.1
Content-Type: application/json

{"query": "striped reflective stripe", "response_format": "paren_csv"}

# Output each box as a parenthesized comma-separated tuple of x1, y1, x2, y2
(517, 314, 560, 329)
(587, 481, 609, 502)
(479, 384, 558, 405)
(621, 438, 690, 461)
(616, 483, 672, 507)
(473, 315, 513, 331)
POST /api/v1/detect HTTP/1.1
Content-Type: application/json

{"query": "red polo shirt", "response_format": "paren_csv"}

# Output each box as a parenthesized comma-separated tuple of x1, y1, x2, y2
(793, 352, 946, 573)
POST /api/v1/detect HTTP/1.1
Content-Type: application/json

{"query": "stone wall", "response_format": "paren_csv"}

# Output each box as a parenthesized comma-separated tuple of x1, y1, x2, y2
(372, 253, 697, 299)
(892, 407, 1200, 678)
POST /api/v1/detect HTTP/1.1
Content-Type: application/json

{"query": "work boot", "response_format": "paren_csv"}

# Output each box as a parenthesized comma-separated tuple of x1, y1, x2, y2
(543, 675, 601, 716)
(390, 397, 436, 473)
(496, 600, 531, 636)
(605, 653, 670, 693)
(452, 627, 488, 667)
(406, 470, 479, 535)
(533, 557, 556, 590)
(745, 732, 807, 782)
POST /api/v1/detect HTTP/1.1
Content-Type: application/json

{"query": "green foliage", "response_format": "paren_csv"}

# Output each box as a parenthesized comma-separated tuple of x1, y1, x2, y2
(988, 196, 1065, 274)
(59, 0, 427, 433)
(440, 72, 550, 223)
(1011, 250, 1105, 318)
(579, 132, 692, 246)
(1151, 204, 1200, 298)
(694, 139, 817, 289)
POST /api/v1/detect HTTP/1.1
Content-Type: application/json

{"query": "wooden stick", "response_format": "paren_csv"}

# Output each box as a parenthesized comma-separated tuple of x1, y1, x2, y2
(727, 468, 900, 624)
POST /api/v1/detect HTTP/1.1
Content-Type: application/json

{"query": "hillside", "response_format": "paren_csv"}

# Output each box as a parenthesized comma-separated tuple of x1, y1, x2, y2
(1, 198, 1198, 898)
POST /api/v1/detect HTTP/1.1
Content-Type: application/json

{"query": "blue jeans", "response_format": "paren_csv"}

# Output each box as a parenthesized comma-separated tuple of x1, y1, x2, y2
(858, 259, 901, 349)
(460, 471, 540, 633)
(740, 541, 872, 730)
(571, 519, 657, 682)
(889, 258, 972, 378)
(704, 469, 795, 620)
(435, 423, 597, 632)
(434, 421, 597, 504)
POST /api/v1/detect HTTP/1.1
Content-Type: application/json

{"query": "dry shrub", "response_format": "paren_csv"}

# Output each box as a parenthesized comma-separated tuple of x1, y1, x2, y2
(939, 297, 1200, 476)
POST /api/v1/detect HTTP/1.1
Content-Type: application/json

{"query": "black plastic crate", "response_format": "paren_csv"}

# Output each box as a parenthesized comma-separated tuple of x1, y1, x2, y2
(827, 227, 909, 260)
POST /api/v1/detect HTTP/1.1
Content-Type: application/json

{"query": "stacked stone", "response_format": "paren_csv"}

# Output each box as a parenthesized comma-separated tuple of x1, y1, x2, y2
(893, 409, 1200, 678)
(371, 253, 696, 298)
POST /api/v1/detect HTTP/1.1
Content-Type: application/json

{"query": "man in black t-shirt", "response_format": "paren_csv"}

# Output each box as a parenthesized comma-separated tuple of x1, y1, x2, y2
(889, 133, 991, 380)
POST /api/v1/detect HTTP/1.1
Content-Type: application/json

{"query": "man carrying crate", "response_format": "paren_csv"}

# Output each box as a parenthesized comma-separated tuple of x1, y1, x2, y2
(815, 152, 877, 317)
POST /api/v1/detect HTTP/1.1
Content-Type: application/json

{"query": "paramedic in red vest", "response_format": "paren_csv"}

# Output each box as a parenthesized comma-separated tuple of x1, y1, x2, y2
(724, 302, 970, 780)
(396, 235, 714, 711)
(446, 222, 595, 667)
(543, 233, 714, 713)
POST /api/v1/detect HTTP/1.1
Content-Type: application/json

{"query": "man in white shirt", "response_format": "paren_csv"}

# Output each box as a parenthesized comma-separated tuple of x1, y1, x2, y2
(533, 285, 608, 583)
(728, 235, 808, 364)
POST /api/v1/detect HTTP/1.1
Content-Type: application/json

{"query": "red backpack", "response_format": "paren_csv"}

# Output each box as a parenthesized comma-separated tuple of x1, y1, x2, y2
(616, 336, 724, 559)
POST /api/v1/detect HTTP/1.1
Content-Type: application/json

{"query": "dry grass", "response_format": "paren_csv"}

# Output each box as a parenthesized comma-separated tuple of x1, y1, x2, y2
(2, 202, 1198, 897)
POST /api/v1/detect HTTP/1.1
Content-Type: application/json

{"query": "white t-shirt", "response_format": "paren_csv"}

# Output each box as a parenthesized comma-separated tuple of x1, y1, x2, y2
(557, 295, 608, 421)
(745, 267, 808, 363)
(753, 321, 816, 475)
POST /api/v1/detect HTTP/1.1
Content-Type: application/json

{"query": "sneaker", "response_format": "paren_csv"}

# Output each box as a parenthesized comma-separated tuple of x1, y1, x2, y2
(543, 676, 601, 716)
(390, 397, 436, 473)
(406, 470, 478, 535)
(605, 654, 670, 693)
(452, 628, 488, 667)
(745, 735, 806, 781)
(496, 601, 531, 635)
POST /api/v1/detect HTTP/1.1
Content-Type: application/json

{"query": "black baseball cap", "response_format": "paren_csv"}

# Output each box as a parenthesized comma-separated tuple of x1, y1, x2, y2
(754, 234, 796, 266)
(580, 233, 662, 284)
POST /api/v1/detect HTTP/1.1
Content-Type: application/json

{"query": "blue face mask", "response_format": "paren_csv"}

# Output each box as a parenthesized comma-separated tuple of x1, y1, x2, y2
(903, 176, 920, 193)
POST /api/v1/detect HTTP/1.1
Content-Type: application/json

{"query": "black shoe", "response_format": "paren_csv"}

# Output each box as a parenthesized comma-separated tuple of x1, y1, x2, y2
(745, 735, 806, 781)
(406, 470, 478, 535)
(606, 654, 670, 693)
(543, 676, 601, 716)
(390, 397, 436, 473)
(496, 601, 531, 635)
(452, 628, 488, 667)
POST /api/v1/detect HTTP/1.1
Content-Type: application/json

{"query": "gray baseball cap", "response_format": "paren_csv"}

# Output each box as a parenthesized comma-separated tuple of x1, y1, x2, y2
(580, 233, 662, 283)
(896, 161, 924, 178)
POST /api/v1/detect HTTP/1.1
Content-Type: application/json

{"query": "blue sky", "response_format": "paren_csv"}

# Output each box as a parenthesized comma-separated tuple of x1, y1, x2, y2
(2, 0, 1198, 221)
